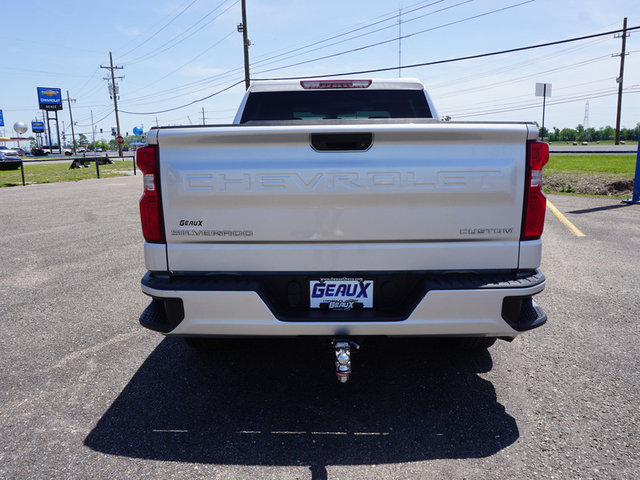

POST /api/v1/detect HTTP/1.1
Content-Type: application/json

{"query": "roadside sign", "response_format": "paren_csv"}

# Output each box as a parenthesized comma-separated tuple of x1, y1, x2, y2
(535, 83, 552, 97)
(116, 135, 124, 145)
(0, 109, 4, 127)
(37, 87, 63, 111)
(32, 121, 45, 133)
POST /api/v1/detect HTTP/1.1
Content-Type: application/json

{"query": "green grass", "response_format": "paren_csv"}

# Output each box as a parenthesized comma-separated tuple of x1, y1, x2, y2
(0, 160, 135, 187)
(545, 154, 637, 176)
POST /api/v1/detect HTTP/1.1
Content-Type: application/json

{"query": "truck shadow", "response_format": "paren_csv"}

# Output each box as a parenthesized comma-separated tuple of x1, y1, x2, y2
(84, 337, 518, 467)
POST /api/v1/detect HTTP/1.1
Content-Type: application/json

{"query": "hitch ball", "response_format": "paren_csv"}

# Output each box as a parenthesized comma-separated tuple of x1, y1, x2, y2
(332, 339, 359, 383)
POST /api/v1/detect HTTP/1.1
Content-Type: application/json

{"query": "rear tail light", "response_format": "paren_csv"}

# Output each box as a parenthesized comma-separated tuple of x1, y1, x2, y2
(521, 141, 549, 241)
(137, 146, 165, 243)
(300, 79, 372, 89)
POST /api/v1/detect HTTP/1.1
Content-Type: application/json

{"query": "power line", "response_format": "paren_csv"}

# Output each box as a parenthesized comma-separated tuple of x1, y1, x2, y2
(248, 0, 454, 71)
(118, 0, 463, 103)
(253, 24, 640, 81)
(76, 109, 114, 127)
(140, 30, 236, 90)
(448, 88, 640, 118)
(119, 80, 245, 115)
(118, 0, 200, 60)
(123, 0, 239, 65)
(252, 0, 534, 76)
(117, 0, 511, 105)
(118, 24, 640, 118)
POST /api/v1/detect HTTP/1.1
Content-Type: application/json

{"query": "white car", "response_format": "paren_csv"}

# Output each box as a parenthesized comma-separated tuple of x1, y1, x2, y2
(0, 145, 20, 156)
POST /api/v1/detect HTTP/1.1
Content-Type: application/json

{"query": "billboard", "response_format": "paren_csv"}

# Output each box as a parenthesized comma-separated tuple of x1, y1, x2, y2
(37, 87, 63, 111)
(0, 109, 4, 127)
(32, 121, 45, 133)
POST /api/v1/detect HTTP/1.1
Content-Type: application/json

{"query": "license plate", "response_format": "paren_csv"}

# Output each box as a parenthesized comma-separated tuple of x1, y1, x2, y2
(309, 278, 373, 310)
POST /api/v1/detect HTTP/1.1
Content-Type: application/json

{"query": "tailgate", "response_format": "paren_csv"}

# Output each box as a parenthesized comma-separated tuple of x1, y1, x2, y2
(153, 122, 533, 272)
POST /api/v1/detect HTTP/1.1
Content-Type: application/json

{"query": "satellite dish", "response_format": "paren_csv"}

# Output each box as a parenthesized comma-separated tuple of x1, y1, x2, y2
(133, 126, 143, 136)
(14, 122, 28, 135)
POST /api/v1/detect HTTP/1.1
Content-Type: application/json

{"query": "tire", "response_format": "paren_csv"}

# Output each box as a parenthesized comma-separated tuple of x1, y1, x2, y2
(453, 337, 497, 351)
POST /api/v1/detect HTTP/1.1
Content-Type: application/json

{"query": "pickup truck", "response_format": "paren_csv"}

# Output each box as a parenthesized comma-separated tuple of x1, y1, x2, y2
(137, 78, 548, 382)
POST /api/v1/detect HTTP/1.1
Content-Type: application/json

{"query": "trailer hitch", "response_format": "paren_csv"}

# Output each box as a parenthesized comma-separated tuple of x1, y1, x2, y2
(332, 339, 360, 383)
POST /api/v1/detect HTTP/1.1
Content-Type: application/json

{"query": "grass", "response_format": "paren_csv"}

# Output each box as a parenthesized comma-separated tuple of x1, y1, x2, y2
(0, 159, 136, 187)
(545, 154, 637, 176)
(543, 154, 637, 197)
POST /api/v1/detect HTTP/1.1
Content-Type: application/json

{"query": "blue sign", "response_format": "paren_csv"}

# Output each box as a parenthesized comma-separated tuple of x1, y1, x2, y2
(0, 109, 4, 127)
(32, 121, 45, 133)
(37, 87, 63, 111)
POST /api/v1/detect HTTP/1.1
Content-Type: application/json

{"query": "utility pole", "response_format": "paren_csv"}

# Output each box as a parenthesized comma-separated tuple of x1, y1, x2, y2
(101, 52, 124, 156)
(91, 110, 96, 145)
(66, 90, 77, 153)
(238, 0, 251, 90)
(398, 9, 402, 77)
(614, 17, 628, 145)
(202, 107, 206, 125)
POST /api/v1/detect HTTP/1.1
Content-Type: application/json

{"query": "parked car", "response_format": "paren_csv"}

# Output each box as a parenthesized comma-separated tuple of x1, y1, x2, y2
(0, 145, 20, 157)
(31, 147, 47, 156)
(0, 152, 22, 170)
(63, 148, 73, 156)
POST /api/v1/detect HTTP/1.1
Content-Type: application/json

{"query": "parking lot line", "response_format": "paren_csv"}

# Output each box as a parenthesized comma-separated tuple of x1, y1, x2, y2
(547, 199, 586, 237)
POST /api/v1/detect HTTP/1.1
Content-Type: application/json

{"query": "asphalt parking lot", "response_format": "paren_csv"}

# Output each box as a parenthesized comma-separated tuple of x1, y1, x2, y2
(1, 176, 638, 479)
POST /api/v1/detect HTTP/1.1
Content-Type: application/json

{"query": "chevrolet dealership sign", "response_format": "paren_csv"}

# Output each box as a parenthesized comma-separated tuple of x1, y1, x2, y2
(37, 87, 63, 111)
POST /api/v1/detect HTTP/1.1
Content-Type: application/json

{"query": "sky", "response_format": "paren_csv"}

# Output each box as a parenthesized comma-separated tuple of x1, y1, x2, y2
(0, 0, 638, 144)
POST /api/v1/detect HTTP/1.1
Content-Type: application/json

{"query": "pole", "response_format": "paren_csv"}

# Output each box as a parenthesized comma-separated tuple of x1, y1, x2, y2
(101, 52, 124, 157)
(541, 84, 547, 142)
(398, 9, 402, 77)
(54, 111, 62, 155)
(624, 129, 640, 204)
(241, 0, 250, 89)
(45, 111, 52, 154)
(615, 17, 627, 145)
(110, 52, 123, 158)
(202, 107, 206, 125)
(66, 90, 77, 154)
(91, 110, 96, 146)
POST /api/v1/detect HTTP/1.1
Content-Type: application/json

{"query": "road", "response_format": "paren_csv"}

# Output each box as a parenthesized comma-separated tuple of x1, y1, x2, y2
(549, 144, 637, 154)
(0, 177, 638, 479)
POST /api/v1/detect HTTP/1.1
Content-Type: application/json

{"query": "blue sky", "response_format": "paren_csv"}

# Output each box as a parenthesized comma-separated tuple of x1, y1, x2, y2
(0, 0, 638, 142)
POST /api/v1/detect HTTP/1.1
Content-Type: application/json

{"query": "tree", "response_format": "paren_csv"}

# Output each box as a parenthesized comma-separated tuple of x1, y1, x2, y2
(539, 126, 549, 139)
(600, 126, 615, 141)
(559, 128, 576, 142)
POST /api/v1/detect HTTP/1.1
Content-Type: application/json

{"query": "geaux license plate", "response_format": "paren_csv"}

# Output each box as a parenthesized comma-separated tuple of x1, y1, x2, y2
(309, 278, 373, 310)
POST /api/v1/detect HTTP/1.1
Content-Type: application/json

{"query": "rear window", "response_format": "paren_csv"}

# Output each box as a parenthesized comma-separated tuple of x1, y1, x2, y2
(240, 90, 432, 123)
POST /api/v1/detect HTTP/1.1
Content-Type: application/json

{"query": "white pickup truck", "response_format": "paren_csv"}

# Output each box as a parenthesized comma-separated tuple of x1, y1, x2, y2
(137, 78, 548, 382)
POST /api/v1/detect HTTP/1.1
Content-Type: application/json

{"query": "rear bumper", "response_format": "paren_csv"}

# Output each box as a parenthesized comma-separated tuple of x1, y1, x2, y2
(140, 270, 546, 337)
